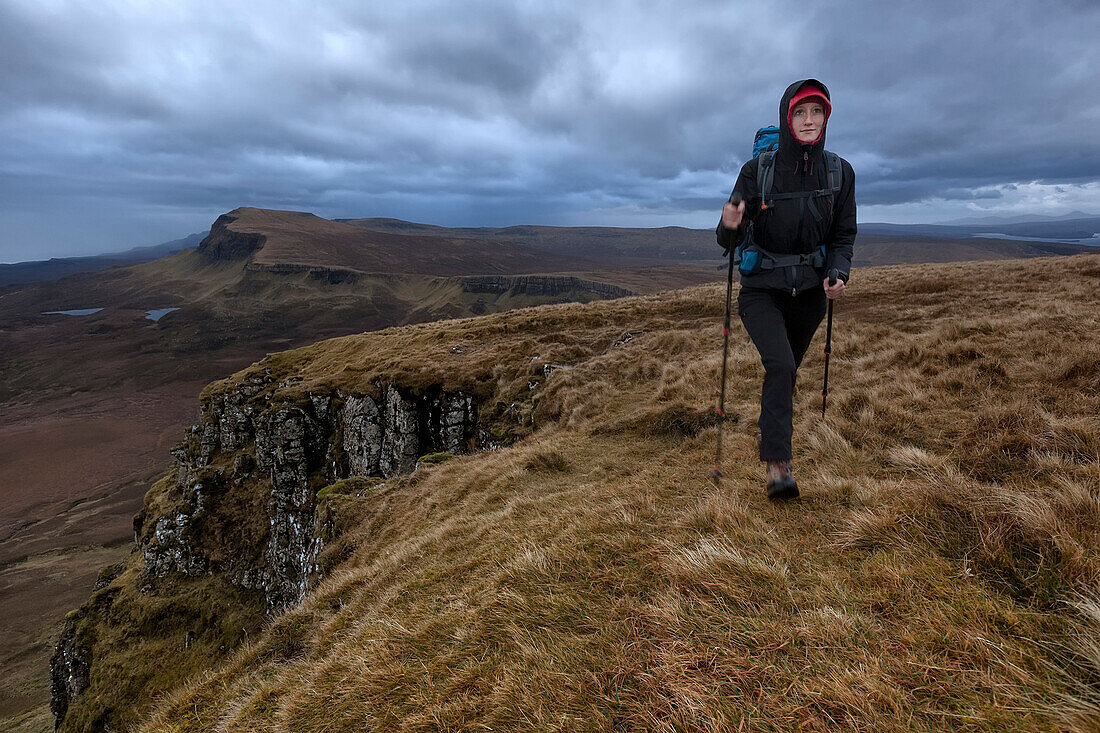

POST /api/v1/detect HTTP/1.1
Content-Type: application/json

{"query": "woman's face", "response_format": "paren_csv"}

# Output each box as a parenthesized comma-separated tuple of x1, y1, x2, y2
(790, 100, 826, 143)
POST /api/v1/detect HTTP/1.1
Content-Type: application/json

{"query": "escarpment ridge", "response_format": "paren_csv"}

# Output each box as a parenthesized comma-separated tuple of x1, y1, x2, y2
(194, 207, 603, 275)
(50, 253, 1100, 732)
(49, 298, 606, 730)
(6, 207, 722, 728)
(51, 372, 499, 729)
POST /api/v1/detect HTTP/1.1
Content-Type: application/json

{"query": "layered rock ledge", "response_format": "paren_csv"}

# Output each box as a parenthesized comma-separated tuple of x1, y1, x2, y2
(143, 375, 481, 612)
(52, 372, 487, 728)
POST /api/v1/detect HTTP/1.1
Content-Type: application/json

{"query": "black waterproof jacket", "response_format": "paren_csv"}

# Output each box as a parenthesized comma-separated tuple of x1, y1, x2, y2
(717, 79, 856, 293)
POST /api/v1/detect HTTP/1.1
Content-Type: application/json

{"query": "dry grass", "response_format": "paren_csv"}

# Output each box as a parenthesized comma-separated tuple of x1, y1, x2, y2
(123, 254, 1100, 731)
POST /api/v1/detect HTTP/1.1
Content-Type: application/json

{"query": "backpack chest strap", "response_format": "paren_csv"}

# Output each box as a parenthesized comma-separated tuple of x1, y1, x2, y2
(756, 150, 843, 206)
(763, 189, 837, 201)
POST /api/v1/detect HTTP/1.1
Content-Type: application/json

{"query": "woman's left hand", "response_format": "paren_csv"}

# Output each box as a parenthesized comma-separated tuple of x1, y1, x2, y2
(823, 278, 846, 300)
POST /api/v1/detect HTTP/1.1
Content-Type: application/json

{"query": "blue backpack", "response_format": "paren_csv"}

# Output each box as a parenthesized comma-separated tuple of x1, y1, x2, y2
(752, 126, 780, 158)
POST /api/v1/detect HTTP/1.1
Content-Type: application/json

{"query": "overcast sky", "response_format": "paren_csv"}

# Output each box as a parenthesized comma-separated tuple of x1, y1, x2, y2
(1, 0, 1098, 262)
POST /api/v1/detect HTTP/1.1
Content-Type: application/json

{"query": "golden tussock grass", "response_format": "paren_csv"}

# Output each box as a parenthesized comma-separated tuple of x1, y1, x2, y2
(141, 254, 1098, 731)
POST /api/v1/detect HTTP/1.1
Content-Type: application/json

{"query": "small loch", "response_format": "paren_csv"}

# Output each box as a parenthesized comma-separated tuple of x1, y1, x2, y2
(42, 308, 104, 316)
(146, 308, 180, 322)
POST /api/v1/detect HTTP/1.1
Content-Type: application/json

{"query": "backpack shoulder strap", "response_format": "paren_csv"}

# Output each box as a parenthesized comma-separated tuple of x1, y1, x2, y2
(756, 150, 776, 209)
(823, 150, 842, 193)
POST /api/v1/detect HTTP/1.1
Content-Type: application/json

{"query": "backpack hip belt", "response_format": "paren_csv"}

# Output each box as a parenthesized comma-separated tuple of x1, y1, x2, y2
(734, 236, 826, 275)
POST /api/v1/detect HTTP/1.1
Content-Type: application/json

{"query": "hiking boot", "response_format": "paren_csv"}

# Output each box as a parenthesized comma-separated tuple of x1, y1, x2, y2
(765, 460, 799, 500)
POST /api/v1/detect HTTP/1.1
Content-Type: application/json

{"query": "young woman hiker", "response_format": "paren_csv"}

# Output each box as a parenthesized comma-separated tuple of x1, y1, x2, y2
(716, 78, 856, 500)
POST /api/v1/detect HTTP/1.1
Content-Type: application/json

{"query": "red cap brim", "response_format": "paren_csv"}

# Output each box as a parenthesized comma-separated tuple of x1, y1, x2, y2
(788, 85, 832, 120)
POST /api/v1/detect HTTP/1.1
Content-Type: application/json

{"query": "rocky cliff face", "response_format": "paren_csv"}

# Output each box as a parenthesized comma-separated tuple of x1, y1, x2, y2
(142, 373, 481, 612)
(244, 261, 363, 284)
(49, 564, 124, 731)
(53, 372, 486, 730)
(49, 623, 90, 726)
(196, 213, 266, 260)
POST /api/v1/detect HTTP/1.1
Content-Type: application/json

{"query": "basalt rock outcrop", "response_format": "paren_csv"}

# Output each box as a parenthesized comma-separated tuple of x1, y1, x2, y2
(244, 261, 363, 284)
(140, 375, 480, 612)
(53, 373, 486, 730)
(49, 623, 90, 726)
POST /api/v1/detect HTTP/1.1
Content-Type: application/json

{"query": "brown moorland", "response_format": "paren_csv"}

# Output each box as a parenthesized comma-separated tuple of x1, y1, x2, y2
(2, 208, 1093, 730)
(4, 208, 749, 729)
(51, 252, 1100, 731)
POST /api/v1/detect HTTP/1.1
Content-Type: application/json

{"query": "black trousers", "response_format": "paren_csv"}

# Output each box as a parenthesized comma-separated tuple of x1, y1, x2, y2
(737, 286, 827, 462)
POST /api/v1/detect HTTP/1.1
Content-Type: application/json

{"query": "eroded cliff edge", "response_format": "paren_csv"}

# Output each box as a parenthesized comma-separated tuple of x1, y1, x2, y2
(195, 211, 266, 260)
(50, 369, 513, 731)
(48, 295, 628, 732)
(143, 376, 481, 612)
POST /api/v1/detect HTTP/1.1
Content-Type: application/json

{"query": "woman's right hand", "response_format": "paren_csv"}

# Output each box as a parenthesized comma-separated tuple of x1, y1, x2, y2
(721, 199, 746, 230)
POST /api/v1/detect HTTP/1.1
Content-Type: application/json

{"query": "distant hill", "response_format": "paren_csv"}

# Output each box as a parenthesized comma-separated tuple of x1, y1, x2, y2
(6, 208, 706, 411)
(7, 211, 1093, 292)
(938, 210, 1098, 226)
(199, 207, 605, 275)
(340, 217, 720, 261)
(860, 217, 1100, 243)
(346, 215, 1099, 263)
(0, 234, 203, 288)
(852, 235, 1092, 266)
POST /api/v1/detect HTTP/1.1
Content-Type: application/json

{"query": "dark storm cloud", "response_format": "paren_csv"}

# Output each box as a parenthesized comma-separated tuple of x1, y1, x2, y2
(801, 2, 1100, 201)
(1, 0, 1098, 261)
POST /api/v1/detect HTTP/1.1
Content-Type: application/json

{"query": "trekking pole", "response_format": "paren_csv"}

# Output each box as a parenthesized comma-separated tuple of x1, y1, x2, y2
(711, 193, 743, 486)
(821, 269, 838, 418)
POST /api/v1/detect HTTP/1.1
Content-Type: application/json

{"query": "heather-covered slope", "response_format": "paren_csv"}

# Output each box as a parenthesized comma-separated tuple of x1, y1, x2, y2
(52, 254, 1100, 730)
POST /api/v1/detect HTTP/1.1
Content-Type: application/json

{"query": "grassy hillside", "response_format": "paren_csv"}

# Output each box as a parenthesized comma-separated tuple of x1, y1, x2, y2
(0, 248, 633, 407)
(67, 252, 1096, 732)
(0, 225, 658, 730)
(13, 207, 1097, 732)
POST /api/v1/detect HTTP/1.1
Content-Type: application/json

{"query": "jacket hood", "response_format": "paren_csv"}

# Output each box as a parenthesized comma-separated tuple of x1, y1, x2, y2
(778, 78, 831, 163)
